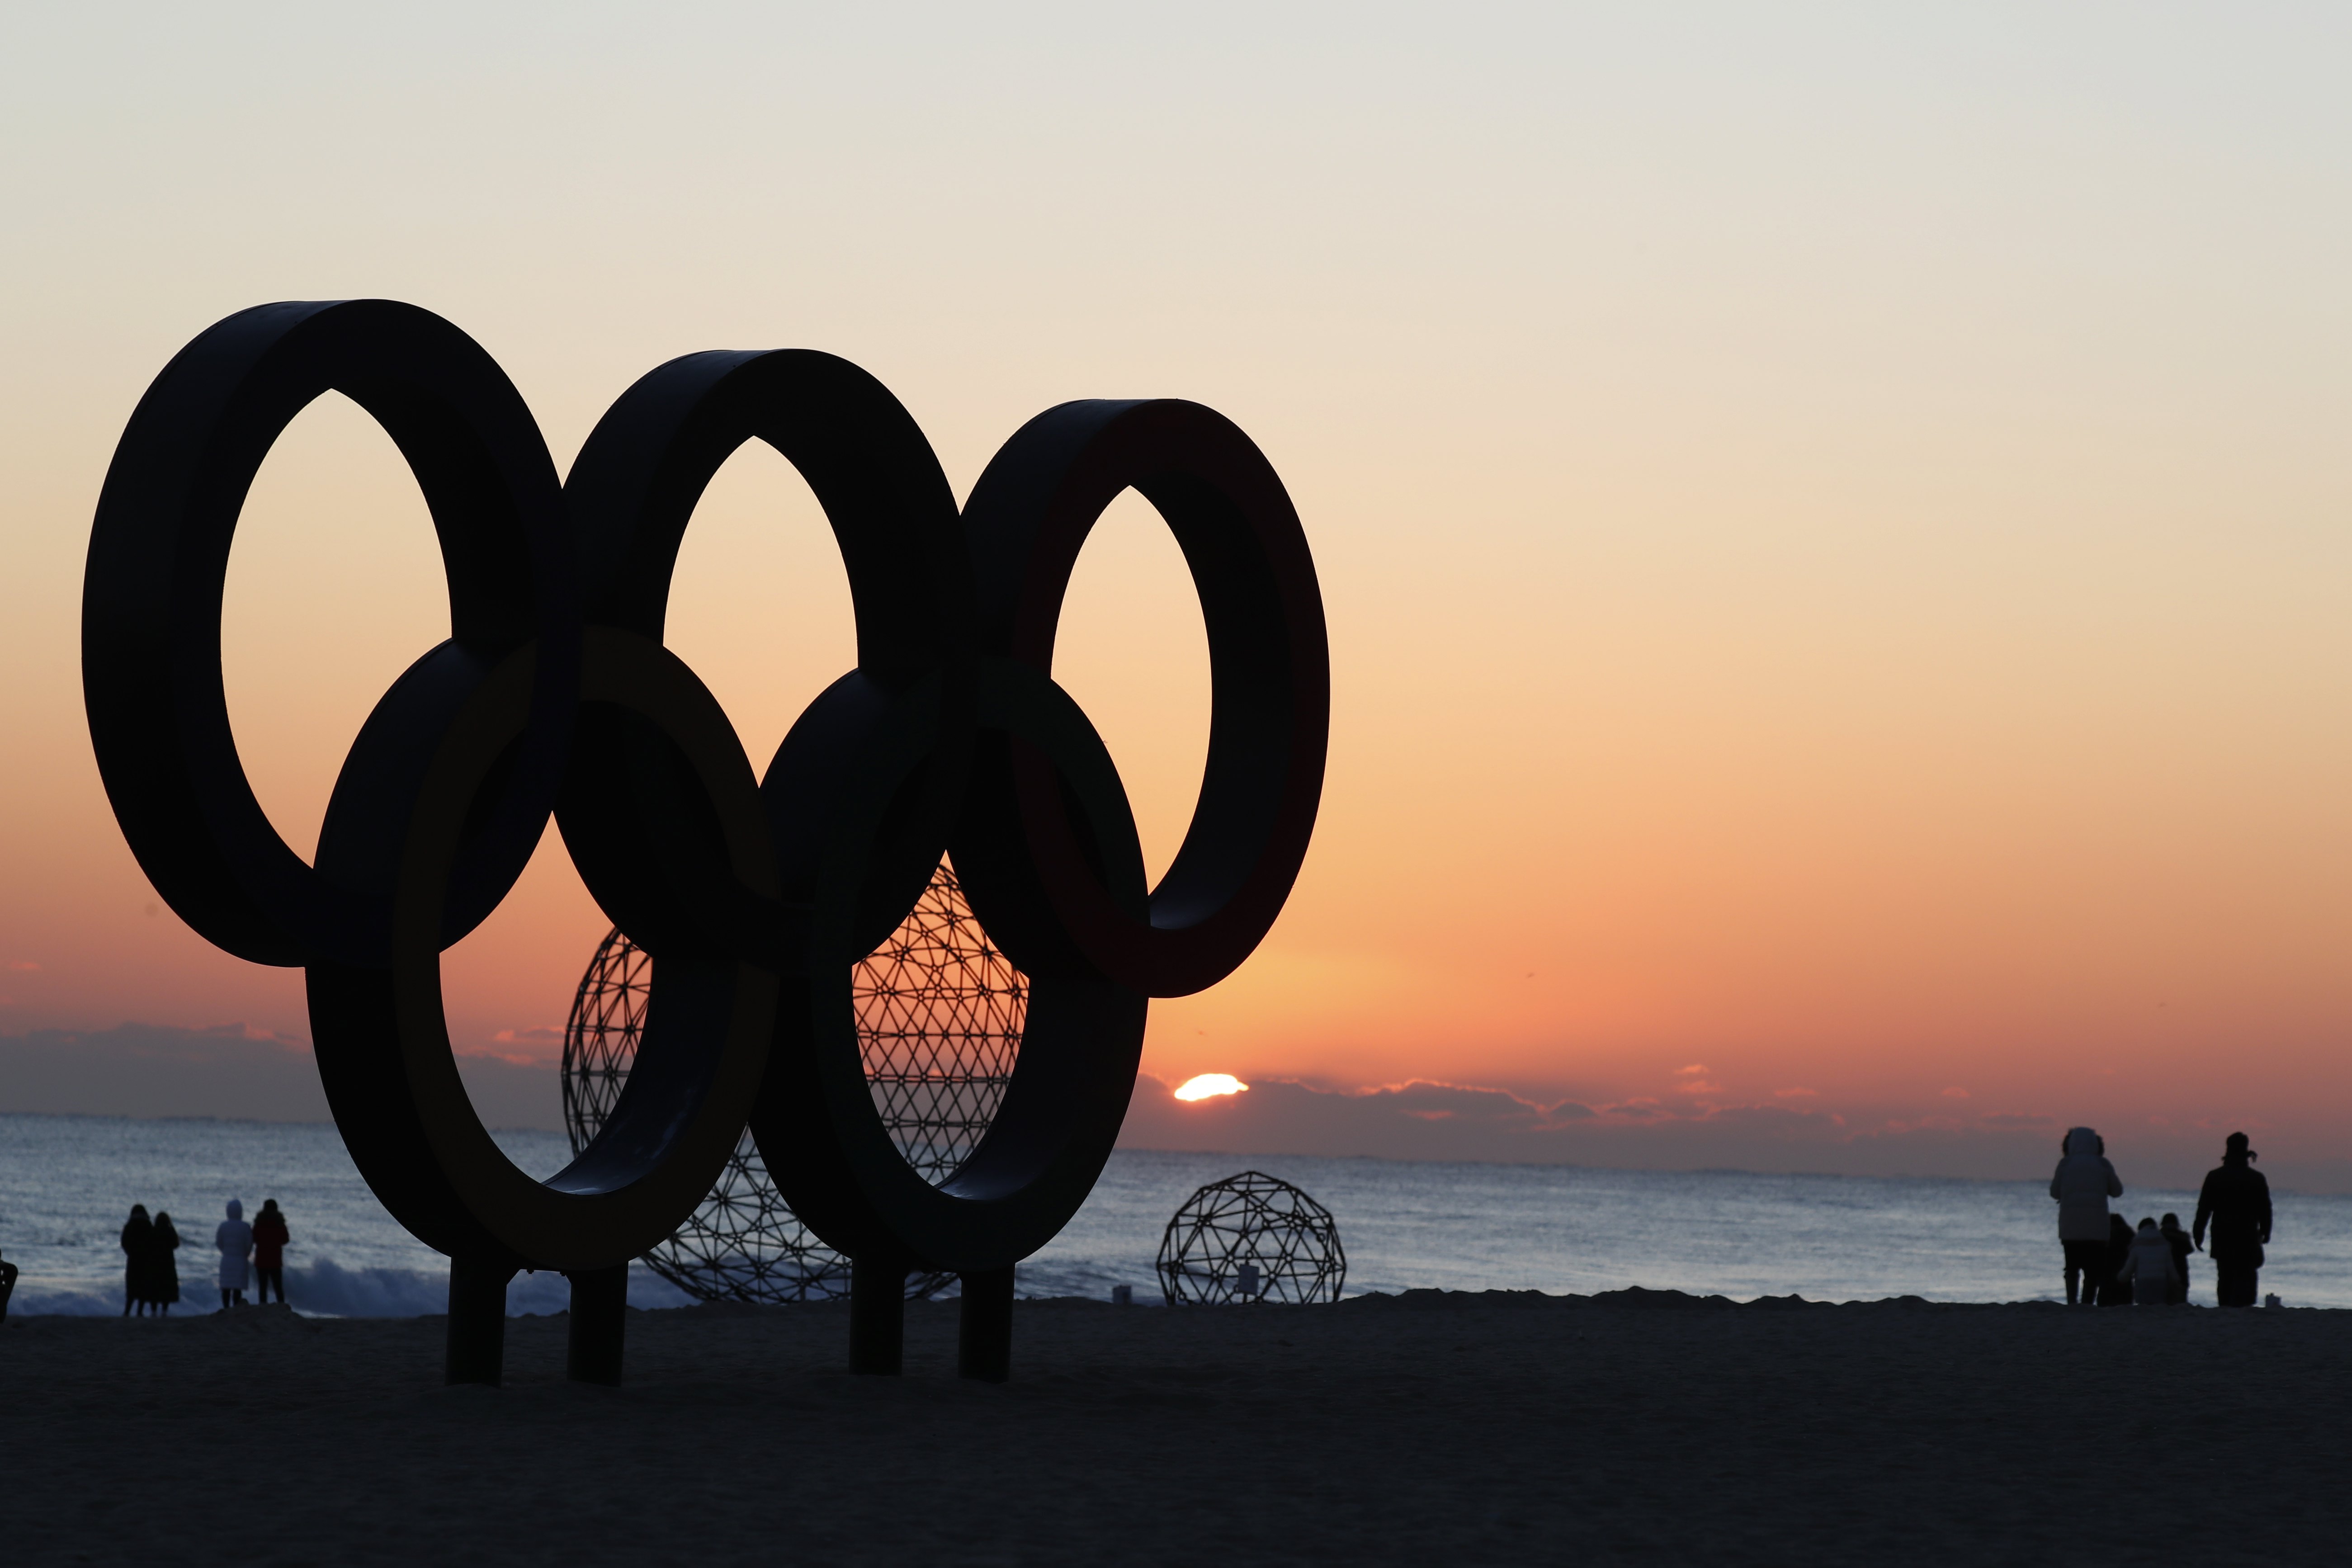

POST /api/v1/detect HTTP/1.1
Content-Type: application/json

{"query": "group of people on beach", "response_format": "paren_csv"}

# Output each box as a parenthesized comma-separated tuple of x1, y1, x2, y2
(2052, 1128, 2273, 1306)
(119, 1198, 291, 1314)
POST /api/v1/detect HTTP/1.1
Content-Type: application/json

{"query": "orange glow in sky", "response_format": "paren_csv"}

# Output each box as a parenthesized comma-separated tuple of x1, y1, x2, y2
(4, 7, 2351, 1186)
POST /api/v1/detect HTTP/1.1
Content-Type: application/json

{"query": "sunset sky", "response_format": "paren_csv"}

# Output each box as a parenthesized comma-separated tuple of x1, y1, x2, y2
(4, 4, 2350, 1189)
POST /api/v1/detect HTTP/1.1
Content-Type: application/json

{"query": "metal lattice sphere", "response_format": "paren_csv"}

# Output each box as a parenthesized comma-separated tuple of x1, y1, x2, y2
(1157, 1171, 1347, 1305)
(560, 862, 1027, 1303)
(856, 865, 1027, 1182)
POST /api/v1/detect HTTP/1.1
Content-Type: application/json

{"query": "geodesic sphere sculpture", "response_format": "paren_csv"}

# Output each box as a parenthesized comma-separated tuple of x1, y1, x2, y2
(1157, 1171, 1346, 1305)
(562, 863, 1026, 1303)
(561, 930, 855, 1302)
(856, 865, 1028, 1182)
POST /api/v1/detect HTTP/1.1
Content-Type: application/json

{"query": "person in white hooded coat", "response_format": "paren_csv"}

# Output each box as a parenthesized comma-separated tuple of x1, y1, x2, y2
(215, 1198, 252, 1310)
(2050, 1127, 2123, 1306)
(2113, 1216, 2180, 1306)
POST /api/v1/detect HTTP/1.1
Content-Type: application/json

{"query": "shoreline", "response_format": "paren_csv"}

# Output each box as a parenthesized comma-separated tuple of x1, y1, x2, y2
(10, 1281, 2339, 1320)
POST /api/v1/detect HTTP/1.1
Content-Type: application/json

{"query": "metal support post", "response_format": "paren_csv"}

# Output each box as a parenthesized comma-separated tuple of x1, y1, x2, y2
(565, 1264, 628, 1385)
(959, 1266, 1015, 1383)
(445, 1255, 517, 1386)
(850, 1251, 906, 1375)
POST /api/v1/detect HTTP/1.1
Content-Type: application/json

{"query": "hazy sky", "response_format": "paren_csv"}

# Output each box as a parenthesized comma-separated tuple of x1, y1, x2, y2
(4, 4, 2350, 1181)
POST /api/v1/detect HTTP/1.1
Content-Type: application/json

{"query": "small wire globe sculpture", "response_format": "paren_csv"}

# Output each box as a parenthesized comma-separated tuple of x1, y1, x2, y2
(560, 861, 1027, 1303)
(1157, 1171, 1347, 1305)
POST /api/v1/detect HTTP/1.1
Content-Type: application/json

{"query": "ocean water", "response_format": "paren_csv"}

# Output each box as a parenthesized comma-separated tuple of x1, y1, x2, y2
(5, 1112, 2348, 1314)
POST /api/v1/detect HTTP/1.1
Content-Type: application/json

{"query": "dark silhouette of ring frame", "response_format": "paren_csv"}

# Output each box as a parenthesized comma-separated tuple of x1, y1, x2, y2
(1157, 1171, 1346, 1305)
(562, 862, 1024, 1304)
(85, 300, 1327, 1386)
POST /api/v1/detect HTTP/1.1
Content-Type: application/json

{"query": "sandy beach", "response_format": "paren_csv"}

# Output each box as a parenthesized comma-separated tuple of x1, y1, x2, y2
(4, 1289, 2347, 1566)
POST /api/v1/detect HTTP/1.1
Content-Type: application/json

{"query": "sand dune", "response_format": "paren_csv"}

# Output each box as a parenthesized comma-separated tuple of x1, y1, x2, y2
(3, 1290, 2345, 1565)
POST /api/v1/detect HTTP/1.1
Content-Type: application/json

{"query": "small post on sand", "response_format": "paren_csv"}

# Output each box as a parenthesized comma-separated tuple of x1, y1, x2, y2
(958, 1266, 1015, 1383)
(565, 1264, 628, 1385)
(445, 1256, 517, 1386)
(849, 1251, 905, 1375)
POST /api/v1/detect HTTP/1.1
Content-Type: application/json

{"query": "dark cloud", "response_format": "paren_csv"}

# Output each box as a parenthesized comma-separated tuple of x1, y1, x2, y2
(0, 1024, 561, 1130)
(1113, 1074, 2253, 1184)
(1119, 1075, 1618, 1163)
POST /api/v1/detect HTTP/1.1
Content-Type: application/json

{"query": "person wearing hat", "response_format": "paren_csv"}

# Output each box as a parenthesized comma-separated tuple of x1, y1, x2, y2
(2192, 1132, 2272, 1308)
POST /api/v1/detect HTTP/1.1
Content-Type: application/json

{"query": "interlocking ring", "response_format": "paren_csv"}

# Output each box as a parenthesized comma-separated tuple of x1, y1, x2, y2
(958, 397, 1330, 1000)
(83, 299, 1329, 1335)
(84, 299, 579, 970)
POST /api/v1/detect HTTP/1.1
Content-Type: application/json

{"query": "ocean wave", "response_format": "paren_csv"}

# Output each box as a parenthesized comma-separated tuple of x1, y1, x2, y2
(9, 1281, 123, 1316)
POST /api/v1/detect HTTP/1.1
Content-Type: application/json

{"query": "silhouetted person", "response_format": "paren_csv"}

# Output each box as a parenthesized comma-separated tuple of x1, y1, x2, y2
(121, 1204, 155, 1316)
(0, 1249, 17, 1322)
(2097, 1214, 2135, 1305)
(215, 1199, 252, 1310)
(2193, 1132, 2272, 1308)
(2050, 1127, 2123, 1305)
(2114, 1217, 2178, 1305)
(2160, 1213, 2194, 1305)
(252, 1199, 289, 1306)
(151, 1211, 182, 1315)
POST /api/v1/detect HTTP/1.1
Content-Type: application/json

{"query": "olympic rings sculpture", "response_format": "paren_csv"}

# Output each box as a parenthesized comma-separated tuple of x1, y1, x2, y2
(82, 299, 1327, 1386)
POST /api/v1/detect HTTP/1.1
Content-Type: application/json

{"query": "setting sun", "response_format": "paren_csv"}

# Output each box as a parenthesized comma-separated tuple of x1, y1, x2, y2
(1173, 1074, 1248, 1103)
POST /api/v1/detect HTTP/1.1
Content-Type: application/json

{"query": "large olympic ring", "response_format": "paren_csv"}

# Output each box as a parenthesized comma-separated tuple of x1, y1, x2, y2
(83, 300, 1328, 1384)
